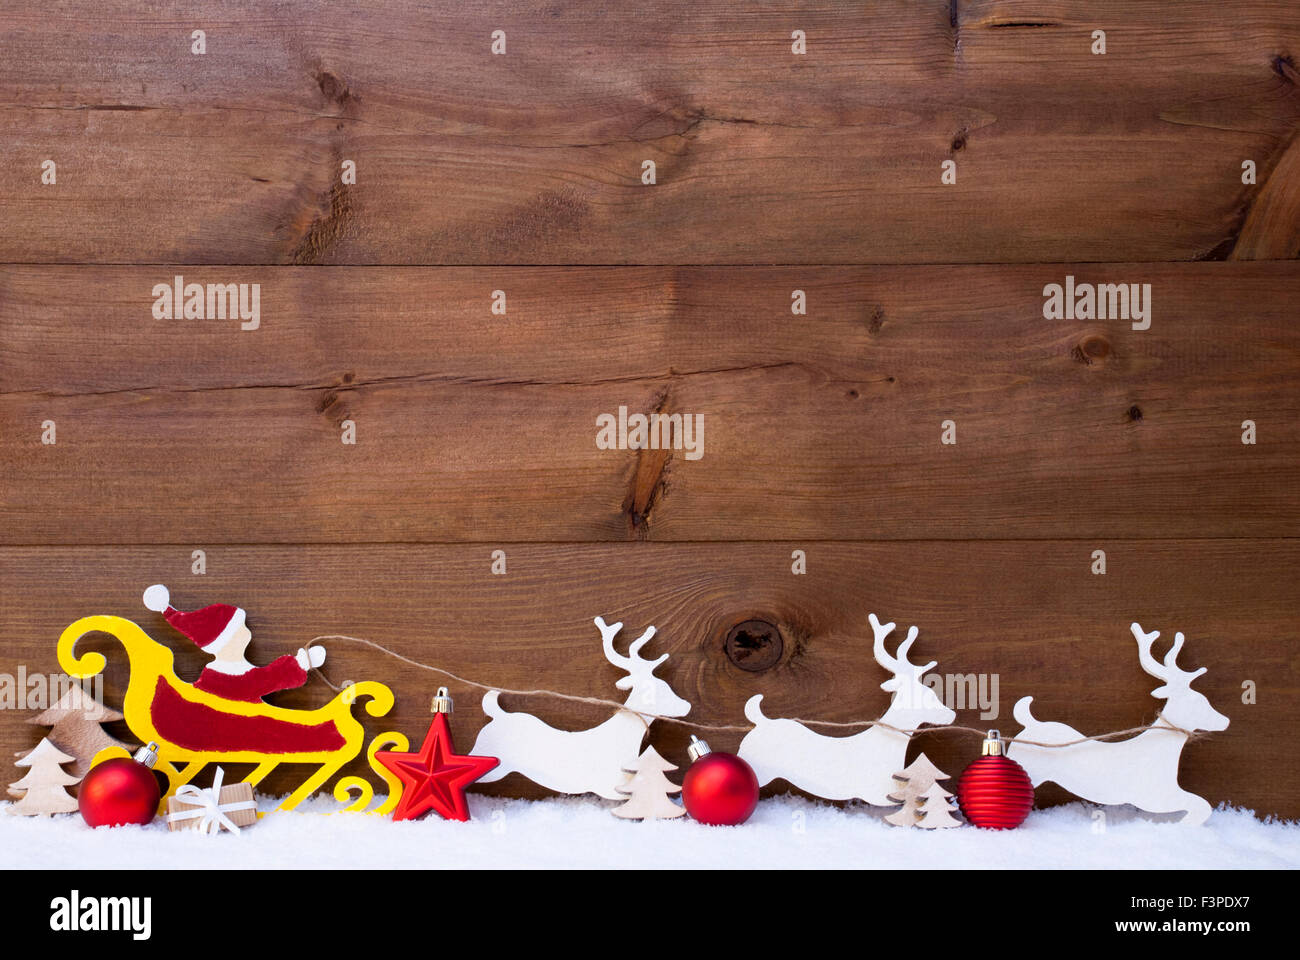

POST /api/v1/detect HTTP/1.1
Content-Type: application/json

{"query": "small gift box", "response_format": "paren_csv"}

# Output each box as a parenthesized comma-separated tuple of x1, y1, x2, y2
(166, 767, 258, 834)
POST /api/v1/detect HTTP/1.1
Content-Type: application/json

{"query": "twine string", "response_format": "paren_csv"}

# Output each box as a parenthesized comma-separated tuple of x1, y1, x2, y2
(304, 634, 1204, 747)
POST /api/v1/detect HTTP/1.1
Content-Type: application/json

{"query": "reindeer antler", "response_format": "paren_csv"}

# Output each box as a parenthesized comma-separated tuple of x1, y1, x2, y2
(596, 617, 629, 668)
(869, 613, 896, 668)
(1132, 623, 1207, 683)
(1167, 632, 1207, 680)
(1164, 632, 1186, 669)
(1132, 623, 1165, 679)
(596, 617, 667, 670)
(896, 627, 920, 663)
(628, 626, 657, 658)
(869, 613, 935, 676)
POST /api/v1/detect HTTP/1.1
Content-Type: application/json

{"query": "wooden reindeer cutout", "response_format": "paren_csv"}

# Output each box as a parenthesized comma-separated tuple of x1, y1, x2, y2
(1007, 622, 1230, 825)
(737, 613, 955, 803)
(470, 617, 691, 800)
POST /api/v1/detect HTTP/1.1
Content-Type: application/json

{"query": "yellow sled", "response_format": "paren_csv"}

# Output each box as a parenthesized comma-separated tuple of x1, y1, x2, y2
(58, 615, 395, 813)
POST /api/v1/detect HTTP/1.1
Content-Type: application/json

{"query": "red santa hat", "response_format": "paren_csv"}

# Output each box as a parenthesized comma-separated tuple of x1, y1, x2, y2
(142, 584, 246, 656)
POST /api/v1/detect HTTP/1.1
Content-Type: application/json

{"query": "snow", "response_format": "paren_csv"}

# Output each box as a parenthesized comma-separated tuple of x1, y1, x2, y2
(3, 795, 1297, 869)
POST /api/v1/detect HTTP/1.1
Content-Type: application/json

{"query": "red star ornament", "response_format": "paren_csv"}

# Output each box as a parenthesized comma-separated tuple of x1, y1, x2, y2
(375, 712, 498, 822)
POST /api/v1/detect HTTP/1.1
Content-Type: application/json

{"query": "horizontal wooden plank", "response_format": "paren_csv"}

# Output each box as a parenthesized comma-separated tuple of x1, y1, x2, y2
(0, 541, 1294, 816)
(2, 264, 1298, 542)
(2, 1, 1298, 263)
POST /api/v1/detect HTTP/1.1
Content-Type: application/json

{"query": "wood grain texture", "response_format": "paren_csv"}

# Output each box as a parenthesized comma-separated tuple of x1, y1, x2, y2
(0, 542, 1294, 815)
(2, 263, 1297, 543)
(1, 1, 1298, 263)
(1, 0, 1296, 824)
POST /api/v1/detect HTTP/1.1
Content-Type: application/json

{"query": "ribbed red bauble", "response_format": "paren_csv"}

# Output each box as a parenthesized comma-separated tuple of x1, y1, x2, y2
(681, 736, 759, 826)
(956, 730, 1034, 829)
(79, 742, 161, 828)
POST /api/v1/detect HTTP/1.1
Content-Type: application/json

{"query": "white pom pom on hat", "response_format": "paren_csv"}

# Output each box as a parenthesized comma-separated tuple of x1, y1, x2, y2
(143, 584, 171, 613)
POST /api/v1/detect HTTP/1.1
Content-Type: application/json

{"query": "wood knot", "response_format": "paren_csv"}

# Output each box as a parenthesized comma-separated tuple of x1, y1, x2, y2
(1072, 335, 1110, 365)
(315, 70, 352, 104)
(1126, 404, 1143, 423)
(725, 620, 784, 672)
(950, 128, 968, 152)
(1272, 53, 1297, 85)
(291, 182, 355, 265)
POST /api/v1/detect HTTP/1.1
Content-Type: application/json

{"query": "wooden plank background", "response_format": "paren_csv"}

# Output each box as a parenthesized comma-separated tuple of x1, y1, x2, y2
(1, 1, 1297, 818)
(1, 1, 1298, 263)
(2, 264, 1298, 542)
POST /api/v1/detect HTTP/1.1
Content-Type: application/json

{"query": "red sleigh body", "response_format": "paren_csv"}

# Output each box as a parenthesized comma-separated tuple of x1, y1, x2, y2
(149, 677, 347, 754)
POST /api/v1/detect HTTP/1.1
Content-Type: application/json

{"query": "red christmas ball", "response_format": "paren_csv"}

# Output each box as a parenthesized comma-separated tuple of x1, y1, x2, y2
(681, 737, 759, 826)
(957, 730, 1034, 829)
(79, 744, 160, 828)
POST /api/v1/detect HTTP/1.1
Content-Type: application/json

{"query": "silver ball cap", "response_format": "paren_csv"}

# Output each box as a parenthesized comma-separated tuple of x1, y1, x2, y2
(687, 735, 712, 762)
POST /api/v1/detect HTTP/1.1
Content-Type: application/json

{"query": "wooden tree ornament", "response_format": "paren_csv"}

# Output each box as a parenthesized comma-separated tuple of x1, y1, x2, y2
(884, 789, 922, 827)
(1007, 622, 1230, 825)
(18, 682, 129, 781)
(915, 781, 962, 829)
(738, 614, 955, 804)
(471, 617, 692, 800)
(612, 746, 686, 820)
(7, 739, 79, 816)
(884, 753, 954, 828)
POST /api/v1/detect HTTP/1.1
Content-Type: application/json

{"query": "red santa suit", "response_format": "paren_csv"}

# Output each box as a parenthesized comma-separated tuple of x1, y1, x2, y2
(142, 584, 310, 703)
(194, 656, 308, 703)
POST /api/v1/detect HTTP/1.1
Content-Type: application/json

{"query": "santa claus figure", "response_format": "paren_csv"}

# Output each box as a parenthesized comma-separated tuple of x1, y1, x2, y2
(142, 584, 326, 703)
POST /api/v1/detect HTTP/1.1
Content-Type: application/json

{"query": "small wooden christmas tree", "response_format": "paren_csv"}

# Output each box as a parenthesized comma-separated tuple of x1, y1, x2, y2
(7, 738, 80, 816)
(885, 753, 955, 828)
(915, 780, 962, 829)
(885, 780, 923, 827)
(17, 682, 128, 780)
(611, 746, 686, 820)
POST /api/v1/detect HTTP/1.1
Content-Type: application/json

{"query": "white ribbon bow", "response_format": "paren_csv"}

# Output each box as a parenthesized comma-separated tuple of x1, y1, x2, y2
(167, 767, 257, 835)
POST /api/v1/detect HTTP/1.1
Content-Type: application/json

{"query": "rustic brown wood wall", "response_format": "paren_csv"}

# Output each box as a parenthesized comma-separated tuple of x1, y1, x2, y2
(1, 1, 1297, 817)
